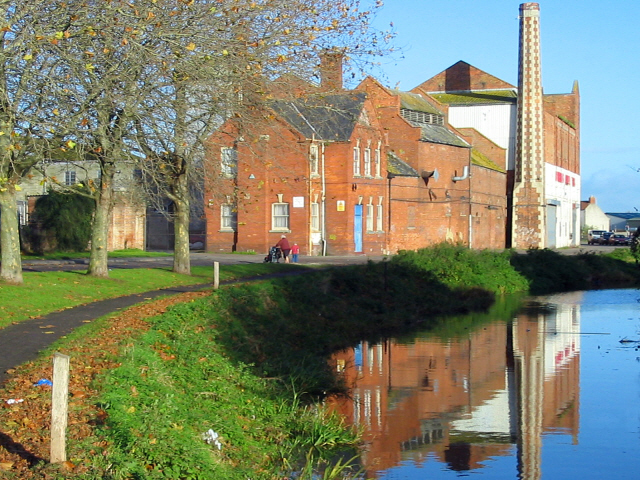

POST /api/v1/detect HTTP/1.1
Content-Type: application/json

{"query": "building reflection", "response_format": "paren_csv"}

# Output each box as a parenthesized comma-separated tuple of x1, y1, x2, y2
(328, 292, 582, 479)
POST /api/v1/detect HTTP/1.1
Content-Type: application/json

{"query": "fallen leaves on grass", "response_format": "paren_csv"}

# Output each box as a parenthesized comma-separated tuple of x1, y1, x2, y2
(0, 291, 209, 478)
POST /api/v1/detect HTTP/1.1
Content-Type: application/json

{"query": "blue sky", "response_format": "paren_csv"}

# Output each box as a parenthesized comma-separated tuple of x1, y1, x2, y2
(368, 0, 640, 213)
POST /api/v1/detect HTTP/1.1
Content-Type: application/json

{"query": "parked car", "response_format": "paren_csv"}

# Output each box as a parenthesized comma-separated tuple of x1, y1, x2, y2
(588, 230, 608, 245)
(609, 234, 630, 246)
(597, 232, 613, 245)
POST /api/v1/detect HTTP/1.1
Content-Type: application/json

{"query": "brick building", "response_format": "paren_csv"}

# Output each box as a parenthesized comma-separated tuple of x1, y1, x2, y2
(204, 2, 579, 256)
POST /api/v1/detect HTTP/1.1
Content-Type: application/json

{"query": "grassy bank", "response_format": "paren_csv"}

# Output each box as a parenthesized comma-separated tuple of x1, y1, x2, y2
(2, 244, 639, 478)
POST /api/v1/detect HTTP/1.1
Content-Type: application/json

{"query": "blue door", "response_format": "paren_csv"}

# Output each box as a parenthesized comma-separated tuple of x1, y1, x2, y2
(354, 204, 363, 252)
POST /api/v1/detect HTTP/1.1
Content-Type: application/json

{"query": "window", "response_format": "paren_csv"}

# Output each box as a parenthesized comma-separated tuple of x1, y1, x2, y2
(221, 147, 237, 178)
(272, 202, 290, 231)
(220, 204, 237, 231)
(353, 141, 361, 177)
(364, 147, 371, 176)
(309, 144, 319, 176)
(376, 198, 384, 232)
(311, 202, 320, 231)
(375, 143, 381, 177)
(17, 201, 27, 226)
(366, 202, 374, 232)
(64, 170, 76, 186)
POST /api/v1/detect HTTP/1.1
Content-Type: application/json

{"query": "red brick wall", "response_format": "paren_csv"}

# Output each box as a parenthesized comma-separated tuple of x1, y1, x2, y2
(469, 166, 508, 249)
(543, 109, 580, 175)
(415, 61, 515, 93)
(205, 97, 389, 256)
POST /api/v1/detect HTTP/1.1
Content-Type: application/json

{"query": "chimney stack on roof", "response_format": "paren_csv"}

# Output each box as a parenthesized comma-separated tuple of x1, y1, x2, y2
(320, 50, 344, 92)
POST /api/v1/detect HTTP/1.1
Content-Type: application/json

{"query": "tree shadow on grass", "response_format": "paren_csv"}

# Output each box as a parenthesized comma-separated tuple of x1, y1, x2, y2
(210, 261, 496, 396)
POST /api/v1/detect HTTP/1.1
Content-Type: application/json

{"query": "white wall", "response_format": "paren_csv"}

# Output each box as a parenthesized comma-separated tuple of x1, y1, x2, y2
(545, 163, 581, 248)
(448, 103, 517, 170)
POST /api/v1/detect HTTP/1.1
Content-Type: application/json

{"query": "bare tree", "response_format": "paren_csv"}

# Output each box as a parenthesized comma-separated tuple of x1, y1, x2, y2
(133, 0, 394, 274)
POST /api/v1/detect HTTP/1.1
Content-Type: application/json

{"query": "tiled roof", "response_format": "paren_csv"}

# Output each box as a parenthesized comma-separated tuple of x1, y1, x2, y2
(387, 151, 419, 177)
(390, 90, 442, 115)
(270, 92, 366, 142)
(431, 90, 517, 105)
(471, 149, 505, 173)
(418, 124, 469, 148)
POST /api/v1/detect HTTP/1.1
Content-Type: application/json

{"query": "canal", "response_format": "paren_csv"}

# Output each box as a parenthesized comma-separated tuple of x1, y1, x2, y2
(329, 288, 640, 479)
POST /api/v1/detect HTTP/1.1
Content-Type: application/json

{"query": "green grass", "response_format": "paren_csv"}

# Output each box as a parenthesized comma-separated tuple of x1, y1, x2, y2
(67, 299, 360, 480)
(0, 263, 304, 329)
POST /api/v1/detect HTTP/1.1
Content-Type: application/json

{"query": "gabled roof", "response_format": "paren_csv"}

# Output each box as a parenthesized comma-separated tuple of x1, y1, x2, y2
(419, 124, 469, 148)
(270, 92, 367, 142)
(416, 60, 515, 93)
(471, 149, 505, 173)
(387, 151, 419, 177)
(431, 90, 517, 106)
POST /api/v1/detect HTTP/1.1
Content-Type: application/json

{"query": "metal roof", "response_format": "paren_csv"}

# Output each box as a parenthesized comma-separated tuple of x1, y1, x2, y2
(606, 212, 640, 220)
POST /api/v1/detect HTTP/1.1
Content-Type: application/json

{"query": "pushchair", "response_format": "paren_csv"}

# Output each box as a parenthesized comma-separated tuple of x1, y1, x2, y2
(263, 246, 282, 263)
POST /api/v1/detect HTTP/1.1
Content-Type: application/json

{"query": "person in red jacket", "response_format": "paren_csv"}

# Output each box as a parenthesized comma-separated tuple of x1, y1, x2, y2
(275, 235, 291, 263)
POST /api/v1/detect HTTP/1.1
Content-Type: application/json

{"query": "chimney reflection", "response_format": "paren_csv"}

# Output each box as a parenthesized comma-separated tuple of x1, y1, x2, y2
(328, 293, 581, 478)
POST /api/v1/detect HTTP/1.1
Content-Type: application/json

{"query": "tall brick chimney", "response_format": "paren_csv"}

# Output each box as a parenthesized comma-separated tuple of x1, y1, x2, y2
(512, 2, 546, 249)
(320, 50, 344, 92)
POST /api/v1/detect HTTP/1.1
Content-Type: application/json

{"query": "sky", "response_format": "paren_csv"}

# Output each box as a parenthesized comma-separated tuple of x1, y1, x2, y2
(367, 0, 640, 214)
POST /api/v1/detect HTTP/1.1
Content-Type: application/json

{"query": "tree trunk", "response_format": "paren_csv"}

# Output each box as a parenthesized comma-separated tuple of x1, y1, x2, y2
(87, 171, 115, 277)
(173, 190, 191, 275)
(0, 188, 24, 284)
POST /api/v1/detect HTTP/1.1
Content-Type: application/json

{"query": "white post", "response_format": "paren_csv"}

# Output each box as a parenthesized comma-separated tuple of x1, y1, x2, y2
(50, 352, 70, 463)
(213, 261, 220, 290)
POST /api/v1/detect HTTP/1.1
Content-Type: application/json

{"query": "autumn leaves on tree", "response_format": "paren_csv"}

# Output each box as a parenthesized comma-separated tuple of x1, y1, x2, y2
(0, 0, 394, 283)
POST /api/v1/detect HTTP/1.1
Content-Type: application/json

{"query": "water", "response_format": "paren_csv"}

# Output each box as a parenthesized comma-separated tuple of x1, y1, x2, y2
(329, 289, 640, 479)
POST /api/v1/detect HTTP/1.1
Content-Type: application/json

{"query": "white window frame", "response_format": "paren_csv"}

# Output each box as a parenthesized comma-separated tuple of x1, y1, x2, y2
(220, 204, 237, 232)
(364, 146, 371, 177)
(271, 202, 290, 232)
(221, 147, 237, 178)
(311, 202, 320, 232)
(366, 201, 374, 232)
(309, 143, 319, 176)
(353, 140, 361, 177)
(64, 170, 77, 186)
(375, 142, 381, 177)
(376, 197, 384, 232)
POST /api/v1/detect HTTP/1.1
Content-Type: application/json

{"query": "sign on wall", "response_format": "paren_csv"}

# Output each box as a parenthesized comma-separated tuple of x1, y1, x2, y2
(337, 200, 345, 212)
(293, 196, 304, 208)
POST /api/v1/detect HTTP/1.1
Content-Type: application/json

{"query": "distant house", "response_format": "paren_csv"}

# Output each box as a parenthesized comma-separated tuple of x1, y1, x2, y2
(580, 196, 609, 232)
(606, 212, 640, 233)
(19, 160, 146, 251)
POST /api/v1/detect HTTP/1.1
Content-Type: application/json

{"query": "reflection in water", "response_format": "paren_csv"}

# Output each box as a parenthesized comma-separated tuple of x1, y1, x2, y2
(329, 292, 583, 479)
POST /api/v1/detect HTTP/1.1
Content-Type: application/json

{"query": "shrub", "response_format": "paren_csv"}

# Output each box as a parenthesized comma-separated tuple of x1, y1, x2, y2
(33, 189, 94, 252)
